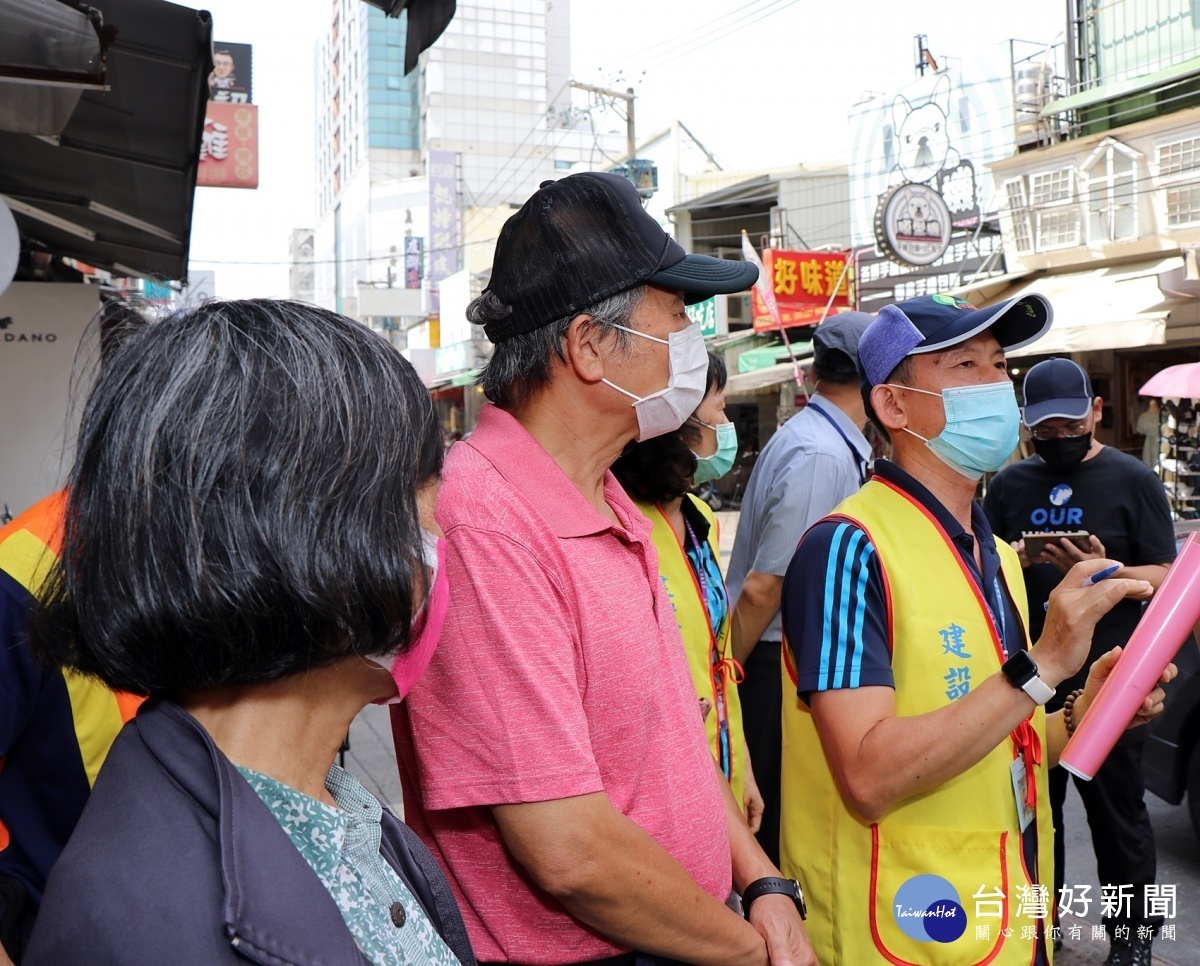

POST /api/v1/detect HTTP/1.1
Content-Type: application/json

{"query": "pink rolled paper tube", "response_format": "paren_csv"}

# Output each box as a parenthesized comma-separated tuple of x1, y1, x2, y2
(1060, 531, 1200, 781)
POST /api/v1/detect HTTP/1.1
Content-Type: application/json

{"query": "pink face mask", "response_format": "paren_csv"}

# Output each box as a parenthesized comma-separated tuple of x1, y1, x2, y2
(370, 530, 448, 704)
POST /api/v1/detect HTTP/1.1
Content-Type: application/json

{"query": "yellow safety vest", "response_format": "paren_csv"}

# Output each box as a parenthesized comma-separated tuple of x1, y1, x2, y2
(780, 476, 1055, 966)
(639, 497, 746, 805)
(0, 494, 143, 854)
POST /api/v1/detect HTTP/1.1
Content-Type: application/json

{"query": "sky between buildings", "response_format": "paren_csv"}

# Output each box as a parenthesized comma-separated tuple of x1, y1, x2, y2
(181, 0, 1063, 299)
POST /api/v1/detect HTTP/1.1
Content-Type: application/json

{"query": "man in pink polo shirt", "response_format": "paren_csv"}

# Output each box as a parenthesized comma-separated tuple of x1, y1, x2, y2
(391, 172, 815, 966)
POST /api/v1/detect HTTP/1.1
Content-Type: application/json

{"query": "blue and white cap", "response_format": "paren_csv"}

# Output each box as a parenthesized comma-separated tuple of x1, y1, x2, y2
(858, 292, 1053, 388)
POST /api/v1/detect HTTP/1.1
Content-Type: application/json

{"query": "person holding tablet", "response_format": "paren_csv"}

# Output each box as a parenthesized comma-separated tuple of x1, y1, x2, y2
(984, 357, 1176, 966)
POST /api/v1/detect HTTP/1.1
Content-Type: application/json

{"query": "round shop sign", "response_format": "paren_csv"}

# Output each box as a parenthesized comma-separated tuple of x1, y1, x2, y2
(874, 182, 953, 267)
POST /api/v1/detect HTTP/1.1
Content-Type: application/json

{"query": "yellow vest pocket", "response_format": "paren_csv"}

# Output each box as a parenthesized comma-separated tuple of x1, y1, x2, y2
(868, 822, 1018, 966)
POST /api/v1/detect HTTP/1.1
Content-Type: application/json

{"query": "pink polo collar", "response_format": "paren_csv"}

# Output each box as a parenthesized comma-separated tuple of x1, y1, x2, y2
(463, 404, 649, 541)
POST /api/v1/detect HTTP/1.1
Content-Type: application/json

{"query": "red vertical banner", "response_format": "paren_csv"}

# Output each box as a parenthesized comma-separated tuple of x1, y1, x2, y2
(751, 249, 852, 332)
(197, 102, 259, 189)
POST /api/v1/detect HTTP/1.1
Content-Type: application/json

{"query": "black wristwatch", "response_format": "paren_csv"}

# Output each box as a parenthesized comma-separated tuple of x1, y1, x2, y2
(1000, 650, 1055, 706)
(741, 877, 807, 920)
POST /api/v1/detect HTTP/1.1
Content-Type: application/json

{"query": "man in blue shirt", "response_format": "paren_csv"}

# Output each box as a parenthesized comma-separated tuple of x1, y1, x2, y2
(726, 310, 873, 864)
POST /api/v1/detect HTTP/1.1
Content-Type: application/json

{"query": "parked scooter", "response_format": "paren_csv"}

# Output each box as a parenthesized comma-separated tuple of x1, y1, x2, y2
(691, 480, 722, 511)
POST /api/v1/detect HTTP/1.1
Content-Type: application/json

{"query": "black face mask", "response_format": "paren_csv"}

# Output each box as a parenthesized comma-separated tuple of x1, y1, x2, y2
(1033, 434, 1092, 472)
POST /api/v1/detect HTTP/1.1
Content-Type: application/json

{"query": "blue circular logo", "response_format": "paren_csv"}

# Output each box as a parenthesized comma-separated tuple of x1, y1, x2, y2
(1049, 484, 1073, 507)
(892, 874, 967, 943)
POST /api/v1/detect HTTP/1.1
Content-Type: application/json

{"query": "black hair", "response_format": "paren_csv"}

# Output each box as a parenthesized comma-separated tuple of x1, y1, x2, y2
(812, 347, 859, 387)
(611, 352, 727, 505)
(469, 286, 641, 410)
(31, 299, 442, 694)
(704, 350, 728, 398)
(861, 355, 915, 445)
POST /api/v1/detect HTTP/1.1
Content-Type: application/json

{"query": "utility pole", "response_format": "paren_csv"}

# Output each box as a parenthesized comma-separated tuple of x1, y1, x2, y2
(569, 80, 636, 163)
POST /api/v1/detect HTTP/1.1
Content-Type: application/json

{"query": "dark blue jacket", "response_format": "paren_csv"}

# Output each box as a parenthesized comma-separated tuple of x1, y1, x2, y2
(25, 698, 477, 966)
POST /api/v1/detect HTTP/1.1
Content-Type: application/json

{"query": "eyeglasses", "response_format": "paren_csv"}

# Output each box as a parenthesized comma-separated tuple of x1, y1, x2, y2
(1028, 419, 1091, 441)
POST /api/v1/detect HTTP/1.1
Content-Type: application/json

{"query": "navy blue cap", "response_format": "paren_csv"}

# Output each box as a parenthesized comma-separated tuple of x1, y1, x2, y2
(812, 310, 873, 365)
(859, 292, 1053, 387)
(1021, 358, 1094, 426)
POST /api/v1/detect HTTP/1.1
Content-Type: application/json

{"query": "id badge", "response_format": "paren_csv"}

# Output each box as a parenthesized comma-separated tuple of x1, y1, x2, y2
(1010, 755, 1034, 832)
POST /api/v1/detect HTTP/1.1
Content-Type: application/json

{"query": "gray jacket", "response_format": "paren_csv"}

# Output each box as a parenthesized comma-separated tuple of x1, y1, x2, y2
(26, 698, 476, 966)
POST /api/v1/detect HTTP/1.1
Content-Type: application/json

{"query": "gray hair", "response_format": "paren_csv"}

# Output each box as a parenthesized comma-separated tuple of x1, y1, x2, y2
(470, 285, 645, 410)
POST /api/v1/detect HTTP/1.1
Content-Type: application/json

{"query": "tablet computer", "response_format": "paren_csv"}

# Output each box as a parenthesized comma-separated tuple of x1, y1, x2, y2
(1022, 531, 1091, 557)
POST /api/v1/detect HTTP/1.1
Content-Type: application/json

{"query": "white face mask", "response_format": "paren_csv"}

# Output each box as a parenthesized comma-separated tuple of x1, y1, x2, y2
(602, 322, 708, 441)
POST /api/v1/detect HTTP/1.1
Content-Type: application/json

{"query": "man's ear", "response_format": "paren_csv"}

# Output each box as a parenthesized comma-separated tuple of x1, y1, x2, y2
(563, 314, 608, 384)
(870, 383, 909, 434)
(1093, 396, 1104, 422)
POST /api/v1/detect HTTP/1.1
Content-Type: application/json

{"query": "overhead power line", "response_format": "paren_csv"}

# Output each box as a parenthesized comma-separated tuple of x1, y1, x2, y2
(604, 0, 779, 70)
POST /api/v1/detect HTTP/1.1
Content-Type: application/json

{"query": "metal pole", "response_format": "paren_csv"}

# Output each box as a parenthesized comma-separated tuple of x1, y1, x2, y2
(626, 86, 636, 163)
(569, 81, 637, 163)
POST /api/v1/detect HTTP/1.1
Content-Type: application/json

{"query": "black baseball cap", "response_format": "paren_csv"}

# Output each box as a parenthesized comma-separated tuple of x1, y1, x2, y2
(1021, 358, 1094, 426)
(859, 292, 1053, 387)
(481, 172, 759, 343)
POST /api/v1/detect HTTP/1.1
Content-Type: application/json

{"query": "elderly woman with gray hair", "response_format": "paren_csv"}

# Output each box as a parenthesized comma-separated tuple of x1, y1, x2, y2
(24, 300, 475, 966)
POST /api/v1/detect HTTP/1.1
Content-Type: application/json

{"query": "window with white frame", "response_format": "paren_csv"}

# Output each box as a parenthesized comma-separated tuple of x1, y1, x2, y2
(1157, 136, 1200, 229)
(1029, 168, 1074, 206)
(1167, 184, 1200, 227)
(1003, 178, 1033, 253)
(1158, 137, 1200, 177)
(1037, 209, 1083, 249)
(1029, 167, 1080, 250)
(1082, 138, 1139, 244)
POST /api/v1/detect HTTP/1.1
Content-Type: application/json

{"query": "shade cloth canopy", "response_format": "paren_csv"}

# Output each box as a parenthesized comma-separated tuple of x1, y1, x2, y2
(978, 258, 1179, 359)
(0, 0, 213, 279)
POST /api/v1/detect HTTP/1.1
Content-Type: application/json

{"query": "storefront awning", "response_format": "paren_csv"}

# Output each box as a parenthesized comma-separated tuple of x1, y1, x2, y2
(942, 269, 1033, 304)
(736, 340, 812, 373)
(980, 258, 1180, 359)
(726, 361, 801, 395)
(449, 369, 479, 387)
(0, 0, 213, 279)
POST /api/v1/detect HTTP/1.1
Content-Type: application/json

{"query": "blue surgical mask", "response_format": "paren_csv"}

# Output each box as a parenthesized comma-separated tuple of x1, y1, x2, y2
(888, 381, 1021, 480)
(691, 420, 738, 483)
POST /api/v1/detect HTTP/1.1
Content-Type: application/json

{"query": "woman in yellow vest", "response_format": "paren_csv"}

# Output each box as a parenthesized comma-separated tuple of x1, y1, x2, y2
(611, 352, 762, 828)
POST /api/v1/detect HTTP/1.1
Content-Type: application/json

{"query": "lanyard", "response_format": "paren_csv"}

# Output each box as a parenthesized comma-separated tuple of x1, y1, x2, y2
(678, 511, 741, 782)
(991, 576, 1010, 659)
(807, 400, 868, 485)
(683, 515, 712, 605)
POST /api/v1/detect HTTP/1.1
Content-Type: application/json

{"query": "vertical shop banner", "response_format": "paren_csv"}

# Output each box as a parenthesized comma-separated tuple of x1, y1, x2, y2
(209, 42, 253, 103)
(405, 236, 424, 289)
(198, 102, 259, 189)
(750, 249, 851, 332)
(427, 151, 459, 315)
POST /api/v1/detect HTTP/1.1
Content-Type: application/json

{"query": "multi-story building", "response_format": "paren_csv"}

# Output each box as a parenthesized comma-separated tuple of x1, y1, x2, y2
(289, 228, 316, 303)
(665, 162, 851, 453)
(309, 0, 624, 426)
(976, 1, 1200, 483)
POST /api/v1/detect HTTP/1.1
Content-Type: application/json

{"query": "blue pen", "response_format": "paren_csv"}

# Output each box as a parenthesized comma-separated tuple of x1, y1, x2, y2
(1044, 563, 1122, 611)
